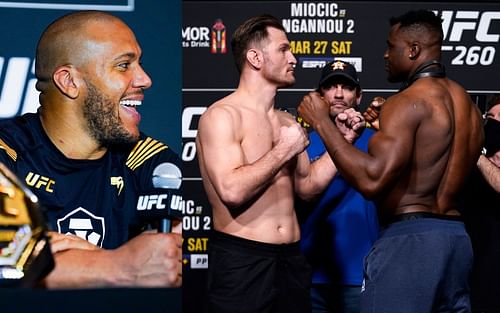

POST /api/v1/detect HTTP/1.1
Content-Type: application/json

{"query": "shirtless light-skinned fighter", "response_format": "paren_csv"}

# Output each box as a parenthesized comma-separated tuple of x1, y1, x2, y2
(196, 14, 362, 313)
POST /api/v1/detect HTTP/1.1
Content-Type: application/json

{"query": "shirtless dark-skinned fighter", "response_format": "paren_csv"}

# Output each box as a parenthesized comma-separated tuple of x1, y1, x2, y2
(298, 9, 483, 313)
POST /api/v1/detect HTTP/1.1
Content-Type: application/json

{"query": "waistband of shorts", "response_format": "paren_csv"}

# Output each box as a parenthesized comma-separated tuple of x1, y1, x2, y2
(210, 230, 301, 256)
(383, 212, 463, 226)
(380, 213, 466, 237)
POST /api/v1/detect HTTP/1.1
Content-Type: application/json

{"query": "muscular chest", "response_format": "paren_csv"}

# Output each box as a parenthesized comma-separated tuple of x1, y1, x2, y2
(241, 115, 280, 163)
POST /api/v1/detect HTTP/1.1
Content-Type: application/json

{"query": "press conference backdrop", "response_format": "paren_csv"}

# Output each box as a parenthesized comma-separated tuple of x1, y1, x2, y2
(182, 1, 500, 312)
(0, 0, 181, 153)
(0, 1, 181, 311)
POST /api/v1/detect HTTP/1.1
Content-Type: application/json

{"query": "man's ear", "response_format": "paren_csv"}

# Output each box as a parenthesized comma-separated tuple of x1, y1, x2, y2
(408, 42, 421, 60)
(356, 89, 363, 107)
(246, 48, 262, 69)
(52, 65, 81, 99)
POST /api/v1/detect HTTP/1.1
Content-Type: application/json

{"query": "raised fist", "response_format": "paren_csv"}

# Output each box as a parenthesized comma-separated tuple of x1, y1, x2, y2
(277, 123, 310, 158)
(336, 108, 365, 143)
(363, 96, 385, 130)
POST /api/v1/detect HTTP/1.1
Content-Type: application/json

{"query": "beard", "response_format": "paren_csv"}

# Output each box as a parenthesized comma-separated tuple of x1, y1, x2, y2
(263, 68, 295, 88)
(83, 80, 138, 147)
(387, 72, 403, 84)
(262, 54, 295, 88)
(385, 63, 406, 84)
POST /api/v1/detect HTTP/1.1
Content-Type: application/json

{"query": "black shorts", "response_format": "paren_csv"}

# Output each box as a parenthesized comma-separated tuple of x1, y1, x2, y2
(207, 230, 312, 313)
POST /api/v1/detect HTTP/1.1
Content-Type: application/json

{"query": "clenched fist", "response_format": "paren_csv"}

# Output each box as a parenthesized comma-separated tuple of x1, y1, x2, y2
(297, 91, 330, 127)
(277, 122, 310, 158)
(363, 96, 384, 130)
(336, 108, 365, 143)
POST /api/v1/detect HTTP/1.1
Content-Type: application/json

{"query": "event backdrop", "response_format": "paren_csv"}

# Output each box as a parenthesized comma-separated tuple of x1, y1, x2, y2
(182, 1, 500, 313)
(0, 1, 181, 311)
(0, 0, 181, 153)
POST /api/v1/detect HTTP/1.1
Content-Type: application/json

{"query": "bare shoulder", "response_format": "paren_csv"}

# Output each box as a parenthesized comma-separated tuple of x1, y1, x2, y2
(444, 78, 483, 129)
(379, 83, 436, 132)
(390, 79, 449, 112)
(383, 88, 425, 114)
(200, 95, 242, 127)
(445, 78, 475, 104)
(425, 77, 478, 116)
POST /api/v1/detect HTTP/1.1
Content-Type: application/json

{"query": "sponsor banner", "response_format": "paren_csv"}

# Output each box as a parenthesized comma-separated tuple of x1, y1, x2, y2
(183, 1, 500, 91)
(189, 253, 209, 269)
(181, 179, 212, 234)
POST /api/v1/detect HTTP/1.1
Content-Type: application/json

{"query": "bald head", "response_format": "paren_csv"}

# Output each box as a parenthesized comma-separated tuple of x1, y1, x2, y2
(35, 11, 130, 92)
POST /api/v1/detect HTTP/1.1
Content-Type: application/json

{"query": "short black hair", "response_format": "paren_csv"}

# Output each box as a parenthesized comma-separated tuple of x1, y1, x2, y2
(390, 10, 443, 44)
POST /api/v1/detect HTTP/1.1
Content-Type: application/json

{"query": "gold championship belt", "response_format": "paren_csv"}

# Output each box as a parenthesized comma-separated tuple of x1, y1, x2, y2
(0, 163, 54, 287)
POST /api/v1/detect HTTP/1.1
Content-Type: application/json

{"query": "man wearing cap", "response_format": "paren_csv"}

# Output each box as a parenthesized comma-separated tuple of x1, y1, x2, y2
(299, 60, 379, 313)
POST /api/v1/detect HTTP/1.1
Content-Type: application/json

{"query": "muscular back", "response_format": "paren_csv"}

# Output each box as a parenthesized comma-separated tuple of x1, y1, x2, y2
(373, 77, 483, 218)
(435, 78, 483, 212)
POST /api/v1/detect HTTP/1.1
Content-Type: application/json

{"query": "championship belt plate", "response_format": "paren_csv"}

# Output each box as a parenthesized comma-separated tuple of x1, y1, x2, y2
(0, 163, 54, 287)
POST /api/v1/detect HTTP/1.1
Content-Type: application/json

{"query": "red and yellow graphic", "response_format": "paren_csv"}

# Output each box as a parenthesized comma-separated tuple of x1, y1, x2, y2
(211, 18, 227, 54)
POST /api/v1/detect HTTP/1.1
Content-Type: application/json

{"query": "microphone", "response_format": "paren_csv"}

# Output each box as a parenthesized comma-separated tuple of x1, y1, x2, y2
(152, 162, 182, 233)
